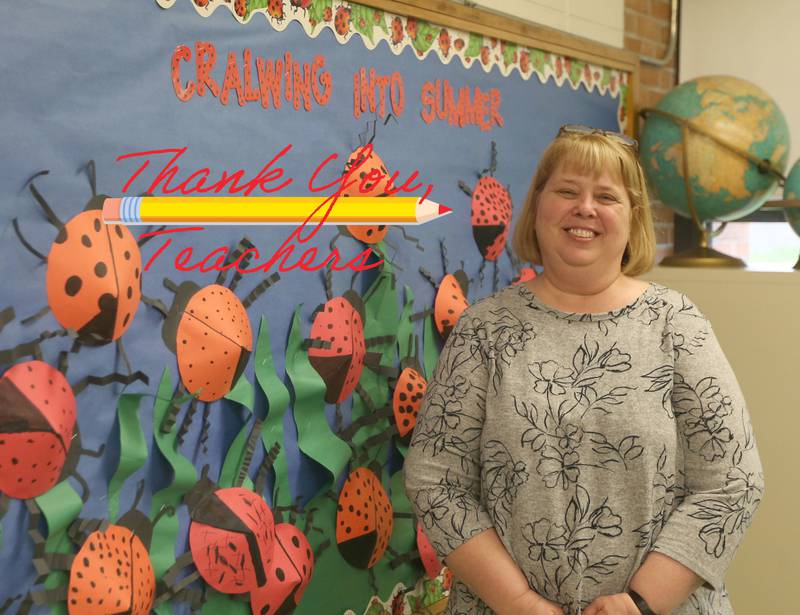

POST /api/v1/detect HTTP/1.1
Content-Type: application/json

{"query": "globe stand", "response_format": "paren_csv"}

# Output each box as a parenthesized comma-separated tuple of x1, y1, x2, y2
(661, 246, 746, 268)
(641, 107, 786, 268)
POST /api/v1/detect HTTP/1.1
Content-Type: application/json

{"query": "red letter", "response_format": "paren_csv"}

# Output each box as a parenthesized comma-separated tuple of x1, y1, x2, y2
(195, 42, 220, 97)
(255, 57, 283, 109)
(220, 51, 245, 106)
(171, 45, 195, 102)
(390, 72, 404, 116)
(489, 88, 504, 127)
(242, 48, 261, 102)
(420, 81, 435, 124)
(312, 55, 331, 105)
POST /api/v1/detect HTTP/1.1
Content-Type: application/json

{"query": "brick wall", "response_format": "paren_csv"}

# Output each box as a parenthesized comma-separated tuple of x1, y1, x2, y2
(624, 0, 676, 263)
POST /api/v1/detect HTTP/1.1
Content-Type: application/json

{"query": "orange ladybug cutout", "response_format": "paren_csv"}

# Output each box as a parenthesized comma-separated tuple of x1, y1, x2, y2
(161, 281, 253, 402)
(392, 364, 427, 442)
(13, 164, 142, 345)
(249, 522, 315, 615)
(419, 240, 471, 342)
(27, 481, 162, 615)
(336, 466, 393, 569)
(329, 121, 423, 258)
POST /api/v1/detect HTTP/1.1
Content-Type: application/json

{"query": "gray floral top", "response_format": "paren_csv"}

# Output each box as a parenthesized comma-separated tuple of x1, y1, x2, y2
(404, 281, 764, 614)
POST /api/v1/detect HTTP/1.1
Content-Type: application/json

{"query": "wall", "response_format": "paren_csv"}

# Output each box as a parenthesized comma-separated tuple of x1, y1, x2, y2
(641, 267, 800, 613)
(455, 0, 625, 47)
(680, 0, 798, 166)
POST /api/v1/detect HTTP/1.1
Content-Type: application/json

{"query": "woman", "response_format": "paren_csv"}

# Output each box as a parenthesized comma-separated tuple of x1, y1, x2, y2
(404, 126, 764, 615)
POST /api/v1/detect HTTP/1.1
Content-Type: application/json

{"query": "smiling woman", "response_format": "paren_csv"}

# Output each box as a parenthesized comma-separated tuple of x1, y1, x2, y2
(404, 126, 764, 615)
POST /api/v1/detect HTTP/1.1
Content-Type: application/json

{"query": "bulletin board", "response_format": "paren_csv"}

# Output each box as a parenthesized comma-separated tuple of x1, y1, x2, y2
(0, 1, 638, 614)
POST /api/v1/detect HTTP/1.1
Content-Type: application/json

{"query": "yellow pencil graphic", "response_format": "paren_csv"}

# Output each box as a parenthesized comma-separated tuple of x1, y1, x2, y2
(102, 196, 451, 225)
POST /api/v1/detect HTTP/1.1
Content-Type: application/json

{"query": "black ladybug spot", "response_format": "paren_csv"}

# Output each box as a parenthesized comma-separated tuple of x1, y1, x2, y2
(366, 228, 373, 236)
(98, 293, 115, 312)
(123, 314, 130, 327)
(127, 286, 133, 299)
(135, 268, 140, 279)
(124, 250, 131, 260)
(11, 458, 18, 465)
(95, 262, 108, 278)
(94, 218, 101, 232)
(65, 276, 82, 297)
(291, 536, 300, 548)
(83, 557, 90, 567)
(81, 234, 92, 248)
(115, 225, 124, 239)
(276, 567, 285, 581)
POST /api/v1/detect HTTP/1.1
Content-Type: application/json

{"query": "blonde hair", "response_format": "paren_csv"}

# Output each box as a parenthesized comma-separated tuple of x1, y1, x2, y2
(512, 131, 656, 276)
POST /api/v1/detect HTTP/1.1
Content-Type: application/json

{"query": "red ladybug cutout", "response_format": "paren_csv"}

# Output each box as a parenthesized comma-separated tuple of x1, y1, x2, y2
(336, 467, 393, 569)
(0, 360, 75, 499)
(162, 282, 253, 402)
(511, 267, 537, 285)
(187, 481, 276, 594)
(392, 366, 427, 441)
(416, 523, 444, 580)
(249, 522, 315, 615)
(13, 167, 142, 345)
(459, 141, 513, 262)
(307, 290, 366, 404)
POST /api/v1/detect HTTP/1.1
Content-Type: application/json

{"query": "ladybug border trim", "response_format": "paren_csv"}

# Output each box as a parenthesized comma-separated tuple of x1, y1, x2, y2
(155, 0, 630, 131)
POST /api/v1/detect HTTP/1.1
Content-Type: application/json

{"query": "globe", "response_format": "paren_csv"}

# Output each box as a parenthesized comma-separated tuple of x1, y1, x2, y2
(639, 75, 790, 223)
(783, 159, 800, 237)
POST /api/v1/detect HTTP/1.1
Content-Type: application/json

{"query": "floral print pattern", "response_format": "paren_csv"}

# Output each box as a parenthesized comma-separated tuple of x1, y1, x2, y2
(404, 282, 764, 615)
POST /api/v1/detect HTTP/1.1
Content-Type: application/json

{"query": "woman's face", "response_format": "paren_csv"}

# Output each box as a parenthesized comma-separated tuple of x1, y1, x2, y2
(534, 164, 632, 272)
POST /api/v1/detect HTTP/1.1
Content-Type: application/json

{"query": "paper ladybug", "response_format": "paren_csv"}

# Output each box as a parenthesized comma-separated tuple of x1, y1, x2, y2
(305, 275, 393, 405)
(249, 522, 315, 615)
(159, 280, 252, 403)
(329, 121, 423, 260)
(159, 472, 275, 600)
(392, 352, 427, 444)
(12, 164, 142, 346)
(511, 267, 537, 286)
(26, 481, 162, 615)
(416, 523, 444, 580)
(336, 466, 394, 569)
(458, 141, 516, 291)
(0, 358, 140, 504)
(418, 240, 470, 342)
(0, 360, 76, 499)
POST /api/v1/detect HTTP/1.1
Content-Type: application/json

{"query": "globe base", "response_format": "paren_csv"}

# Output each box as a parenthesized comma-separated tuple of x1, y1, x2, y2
(660, 246, 746, 268)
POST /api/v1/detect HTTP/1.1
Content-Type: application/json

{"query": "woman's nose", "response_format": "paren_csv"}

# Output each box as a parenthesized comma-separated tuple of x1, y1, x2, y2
(573, 193, 598, 216)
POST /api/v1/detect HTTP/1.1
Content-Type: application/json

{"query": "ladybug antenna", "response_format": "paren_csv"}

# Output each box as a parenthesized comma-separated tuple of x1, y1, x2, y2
(138, 225, 166, 248)
(477, 259, 486, 287)
(480, 140, 498, 177)
(493, 261, 500, 292)
(163, 278, 180, 294)
(11, 219, 47, 263)
(26, 170, 65, 231)
(323, 267, 333, 301)
(383, 112, 399, 126)
(132, 479, 146, 510)
(396, 226, 424, 252)
(200, 463, 211, 481)
(152, 504, 176, 526)
(83, 160, 97, 197)
(440, 239, 449, 274)
(418, 267, 437, 290)
(0, 306, 14, 335)
(458, 180, 473, 197)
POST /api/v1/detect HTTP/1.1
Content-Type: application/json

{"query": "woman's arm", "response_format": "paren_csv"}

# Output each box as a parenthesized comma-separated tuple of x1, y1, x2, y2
(445, 528, 562, 615)
(626, 552, 703, 614)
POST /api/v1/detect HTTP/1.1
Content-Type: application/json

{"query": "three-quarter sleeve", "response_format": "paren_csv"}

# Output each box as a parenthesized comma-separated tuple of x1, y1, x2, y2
(404, 310, 495, 561)
(652, 297, 765, 591)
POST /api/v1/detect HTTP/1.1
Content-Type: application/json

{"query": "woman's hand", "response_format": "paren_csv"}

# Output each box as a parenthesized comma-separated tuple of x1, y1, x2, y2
(582, 592, 644, 615)
(505, 590, 564, 615)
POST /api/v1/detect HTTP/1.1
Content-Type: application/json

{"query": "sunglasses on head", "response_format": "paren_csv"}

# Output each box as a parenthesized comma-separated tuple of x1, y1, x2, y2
(557, 124, 639, 153)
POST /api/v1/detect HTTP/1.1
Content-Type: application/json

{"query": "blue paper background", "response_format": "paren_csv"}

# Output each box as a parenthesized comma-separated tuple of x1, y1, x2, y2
(0, 0, 621, 610)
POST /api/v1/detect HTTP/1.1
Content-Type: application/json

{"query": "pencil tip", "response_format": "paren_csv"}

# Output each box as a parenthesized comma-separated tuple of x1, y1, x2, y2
(438, 204, 452, 215)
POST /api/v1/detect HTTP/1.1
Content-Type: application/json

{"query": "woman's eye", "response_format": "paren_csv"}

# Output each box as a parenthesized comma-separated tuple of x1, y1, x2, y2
(557, 189, 577, 197)
(598, 194, 618, 202)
